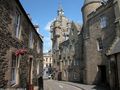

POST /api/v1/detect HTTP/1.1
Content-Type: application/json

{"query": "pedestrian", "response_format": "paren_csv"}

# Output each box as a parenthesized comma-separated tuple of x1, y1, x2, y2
(38, 77, 43, 90)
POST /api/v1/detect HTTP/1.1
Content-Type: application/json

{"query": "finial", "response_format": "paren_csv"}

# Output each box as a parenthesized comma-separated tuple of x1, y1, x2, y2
(58, 0, 62, 10)
(58, 0, 64, 16)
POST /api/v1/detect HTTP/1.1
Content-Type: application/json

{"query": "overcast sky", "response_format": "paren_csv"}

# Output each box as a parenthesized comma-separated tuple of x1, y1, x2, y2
(20, 0, 84, 53)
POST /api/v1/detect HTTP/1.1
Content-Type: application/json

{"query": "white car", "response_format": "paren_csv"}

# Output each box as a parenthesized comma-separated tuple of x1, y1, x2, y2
(48, 74, 52, 79)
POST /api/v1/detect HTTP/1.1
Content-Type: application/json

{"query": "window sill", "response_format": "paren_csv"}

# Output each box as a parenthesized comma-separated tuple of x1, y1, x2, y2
(97, 49, 103, 52)
(10, 81, 17, 87)
(13, 36, 23, 43)
(101, 26, 108, 30)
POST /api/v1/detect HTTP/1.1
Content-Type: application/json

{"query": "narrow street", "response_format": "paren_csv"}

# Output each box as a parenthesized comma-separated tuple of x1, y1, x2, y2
(0, 0, 120, 89)
(44, 80, 82, 90)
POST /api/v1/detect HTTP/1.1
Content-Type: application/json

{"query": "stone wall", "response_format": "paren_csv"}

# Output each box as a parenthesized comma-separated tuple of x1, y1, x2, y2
(83, 1, 116, 84)
(0, 0, 43, 88)
(117, 54, 120, 89)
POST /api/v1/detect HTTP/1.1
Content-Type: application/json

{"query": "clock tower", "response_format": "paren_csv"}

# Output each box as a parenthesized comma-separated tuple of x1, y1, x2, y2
(50, 0, 71, 80)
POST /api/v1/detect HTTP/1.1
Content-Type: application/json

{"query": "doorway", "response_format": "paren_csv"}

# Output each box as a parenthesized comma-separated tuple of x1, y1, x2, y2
(110, 55, 119, 90)
(98, 65, 107, 85)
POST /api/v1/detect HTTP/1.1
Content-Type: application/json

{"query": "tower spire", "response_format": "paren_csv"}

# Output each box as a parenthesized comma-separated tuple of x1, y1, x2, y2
(58, 0, 62, 10)
(57, 0, 64, 16)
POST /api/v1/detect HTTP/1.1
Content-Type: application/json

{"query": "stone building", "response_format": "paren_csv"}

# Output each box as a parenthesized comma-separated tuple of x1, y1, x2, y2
(43, 51, 52, 68)
(43, 51, 53, 77)
(59, 22, 82, 82)
(106, 0, 120, 89)
(50, 3, 83, 80)
(50, 4, 71, 80)
(0, 0, 43, 89)
(81, 0, 120, 89)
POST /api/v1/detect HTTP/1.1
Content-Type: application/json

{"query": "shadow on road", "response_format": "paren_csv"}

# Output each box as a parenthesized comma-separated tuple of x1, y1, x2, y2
(92, 85, 110, 90)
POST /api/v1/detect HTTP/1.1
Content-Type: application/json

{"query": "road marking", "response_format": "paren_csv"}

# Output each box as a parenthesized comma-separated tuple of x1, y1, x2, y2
(59, 85, 63, 88)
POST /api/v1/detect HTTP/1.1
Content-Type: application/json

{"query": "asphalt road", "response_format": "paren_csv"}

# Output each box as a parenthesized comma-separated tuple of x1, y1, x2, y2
(44, 80, 82, 90)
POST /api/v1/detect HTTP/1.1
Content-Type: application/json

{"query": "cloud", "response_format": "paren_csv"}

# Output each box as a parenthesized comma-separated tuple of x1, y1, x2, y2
(43, 36, 52, 53)
(44, 19, 55, 31)
(43, 19, 56, 53)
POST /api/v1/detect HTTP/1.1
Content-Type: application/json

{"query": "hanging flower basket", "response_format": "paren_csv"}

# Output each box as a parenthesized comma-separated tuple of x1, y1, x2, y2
(15, 48, 27, 56)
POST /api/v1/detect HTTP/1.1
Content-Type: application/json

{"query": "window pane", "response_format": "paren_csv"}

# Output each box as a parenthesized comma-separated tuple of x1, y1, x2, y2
(12, 54, 16, 67)
(29, 32, 34, 48)
(100, 16, 107, 29)
(11, 68, 16, 81)
(97, 38, 103, 51)
(15, 10, 21, 38)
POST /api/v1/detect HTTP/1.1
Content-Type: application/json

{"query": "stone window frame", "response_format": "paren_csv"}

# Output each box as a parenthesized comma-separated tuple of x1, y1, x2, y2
(96, 38, 103, 51)
(14, 8, 21, 39)
(29, 57, 33, 84)
(73, 73, 77, 80)
(62, 46, 66, 54)
(69, 59, 72, 65)
(100, 16, 108, 29)
(37, 40, 41, 53)
(29, 31, 34, 49)
(76, 59, 80, 66)
(11, 53, 20, 86)
(68, 59, 70, 65)
(50, 58, 51, 62)
(64, 60, 66, 66)
(37, 62, 40, 75)
(46, 64, 48, 67)
(63, 70, 66, 77)
(71, 45, 75, 53)
(71, 29, 74, 36)
(46, 58, 48, 62)
(66, 47, 69, 54)
(65, 60, 67, 65)
(74, 60, 76, 66)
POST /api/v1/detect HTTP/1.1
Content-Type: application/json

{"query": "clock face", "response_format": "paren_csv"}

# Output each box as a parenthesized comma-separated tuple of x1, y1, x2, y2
(59, 10, 64, 15)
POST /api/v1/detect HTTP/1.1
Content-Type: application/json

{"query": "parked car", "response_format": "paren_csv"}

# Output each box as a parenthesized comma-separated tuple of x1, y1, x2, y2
(48, 74, 52, 79)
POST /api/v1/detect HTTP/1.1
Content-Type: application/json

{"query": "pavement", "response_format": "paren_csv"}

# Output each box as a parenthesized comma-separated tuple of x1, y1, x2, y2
(44, 79, 82, 90)
(44, 79, 109, 90)
(58, 80, 109, 90)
